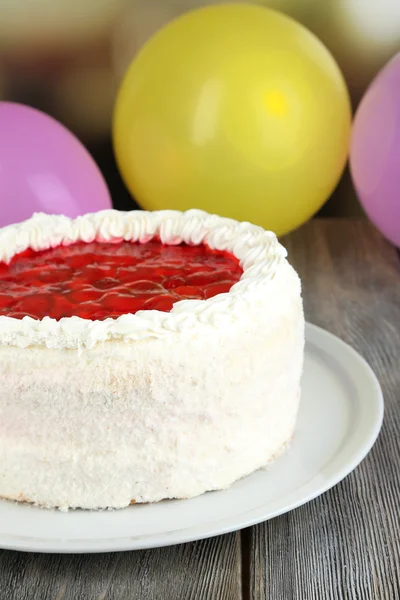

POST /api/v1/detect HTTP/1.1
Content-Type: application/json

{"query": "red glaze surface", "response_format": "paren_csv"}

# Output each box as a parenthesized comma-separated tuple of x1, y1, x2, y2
(0, 241, 243, 320)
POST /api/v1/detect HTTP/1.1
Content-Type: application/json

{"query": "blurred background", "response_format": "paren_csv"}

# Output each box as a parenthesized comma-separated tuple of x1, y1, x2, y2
(1, 0, 399, 217)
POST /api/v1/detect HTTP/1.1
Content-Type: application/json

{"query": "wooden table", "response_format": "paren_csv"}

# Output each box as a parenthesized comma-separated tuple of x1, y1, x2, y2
(1, 219, 399, 599)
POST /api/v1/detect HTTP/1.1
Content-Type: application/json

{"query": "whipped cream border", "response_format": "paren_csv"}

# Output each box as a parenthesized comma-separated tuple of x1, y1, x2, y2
(0, 209, 289, 349)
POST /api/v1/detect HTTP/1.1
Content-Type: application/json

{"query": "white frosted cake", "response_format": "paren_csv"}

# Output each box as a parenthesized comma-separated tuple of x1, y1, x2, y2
(0, 209, 304, 510)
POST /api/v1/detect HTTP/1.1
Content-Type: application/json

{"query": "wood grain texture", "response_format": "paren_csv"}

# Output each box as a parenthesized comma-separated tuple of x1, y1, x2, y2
(0, 533, 241, 600)
(1, 219, 399, 600)
(248, 219, 400, 600)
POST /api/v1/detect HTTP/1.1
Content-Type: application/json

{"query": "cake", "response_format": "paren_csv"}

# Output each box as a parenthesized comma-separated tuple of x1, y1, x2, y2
(0, 209, 304, 510)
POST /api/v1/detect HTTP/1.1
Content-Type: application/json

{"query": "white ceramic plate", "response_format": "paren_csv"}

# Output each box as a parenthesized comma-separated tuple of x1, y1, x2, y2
(0, 323, 383, 553)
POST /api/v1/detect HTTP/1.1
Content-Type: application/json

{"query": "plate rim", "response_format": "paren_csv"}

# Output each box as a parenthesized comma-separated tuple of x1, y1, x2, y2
(0, 322, 384, 553)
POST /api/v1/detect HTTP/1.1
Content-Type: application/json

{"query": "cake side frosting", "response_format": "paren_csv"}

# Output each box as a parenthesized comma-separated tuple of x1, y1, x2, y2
(0, 311, 303, 510)
(0, 209, 288, 349)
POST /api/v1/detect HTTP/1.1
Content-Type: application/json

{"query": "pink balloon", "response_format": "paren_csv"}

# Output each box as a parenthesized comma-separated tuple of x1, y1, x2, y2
(0, 102, 112, 227)
(350, 53, 400, 248)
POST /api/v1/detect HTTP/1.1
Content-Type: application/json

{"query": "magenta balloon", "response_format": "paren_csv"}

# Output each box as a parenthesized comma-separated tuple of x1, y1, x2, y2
(0, 102, 112, 227)
(350, 53, 400, 247)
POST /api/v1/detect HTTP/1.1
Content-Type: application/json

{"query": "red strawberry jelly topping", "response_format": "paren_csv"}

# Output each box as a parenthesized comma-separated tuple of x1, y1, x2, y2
(0, 241, 243, 320)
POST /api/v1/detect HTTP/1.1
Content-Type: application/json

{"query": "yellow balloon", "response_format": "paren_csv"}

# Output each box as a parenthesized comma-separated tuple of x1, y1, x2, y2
(113, 3, 352, 236)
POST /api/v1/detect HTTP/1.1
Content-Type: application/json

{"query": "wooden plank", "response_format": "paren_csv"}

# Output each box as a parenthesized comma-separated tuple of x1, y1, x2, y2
(0, 533, 241, 600)
(248, 219, 400, 599)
